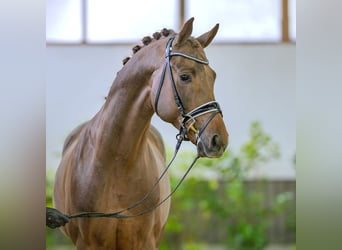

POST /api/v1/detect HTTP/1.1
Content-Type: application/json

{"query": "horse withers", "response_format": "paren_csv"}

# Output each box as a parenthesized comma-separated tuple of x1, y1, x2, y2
(53, 17, 228, 249)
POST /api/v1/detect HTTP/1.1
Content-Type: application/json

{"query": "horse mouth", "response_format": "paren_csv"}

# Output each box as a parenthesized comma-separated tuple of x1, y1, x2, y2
(196, 136, 227, 158)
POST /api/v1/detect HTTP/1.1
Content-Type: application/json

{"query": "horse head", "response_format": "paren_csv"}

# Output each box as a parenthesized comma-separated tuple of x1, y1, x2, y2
(151, 17, 229, 158)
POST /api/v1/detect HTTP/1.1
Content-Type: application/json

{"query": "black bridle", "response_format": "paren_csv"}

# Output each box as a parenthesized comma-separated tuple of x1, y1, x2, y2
(154, 36, 222, 144)
(63, 36, 223, 221)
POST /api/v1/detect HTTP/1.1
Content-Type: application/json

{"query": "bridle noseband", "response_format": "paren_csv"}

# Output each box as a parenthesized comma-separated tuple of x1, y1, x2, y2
(154, 36, 222, 144)
(63, 36, 224, 221)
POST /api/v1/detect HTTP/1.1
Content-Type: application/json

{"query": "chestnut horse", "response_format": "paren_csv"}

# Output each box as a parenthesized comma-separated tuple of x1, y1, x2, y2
(53, 18, 228, 249)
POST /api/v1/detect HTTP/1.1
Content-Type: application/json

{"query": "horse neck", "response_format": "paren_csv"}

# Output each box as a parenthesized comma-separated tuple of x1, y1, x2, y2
(92, 50, 159, 165)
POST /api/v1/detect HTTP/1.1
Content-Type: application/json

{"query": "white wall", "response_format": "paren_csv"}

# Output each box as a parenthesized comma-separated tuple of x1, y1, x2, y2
(47, 44, 295, 179)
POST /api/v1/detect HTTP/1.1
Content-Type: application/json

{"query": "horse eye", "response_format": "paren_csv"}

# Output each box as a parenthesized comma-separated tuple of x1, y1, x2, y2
(180, 74, 191, 83)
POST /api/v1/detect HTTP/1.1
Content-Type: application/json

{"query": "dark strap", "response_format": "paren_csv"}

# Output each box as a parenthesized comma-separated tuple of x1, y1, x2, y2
(155, 36, 186, 117)
(154, 57, 168, 116)
(196, 110, 221, 142)
(169, 52, 209, 65)
(182, 101, 222, 125)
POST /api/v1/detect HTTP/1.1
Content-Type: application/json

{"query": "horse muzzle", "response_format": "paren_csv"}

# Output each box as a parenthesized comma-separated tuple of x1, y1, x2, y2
(196, 132, 228, 158)
(180, 101, 228, 158)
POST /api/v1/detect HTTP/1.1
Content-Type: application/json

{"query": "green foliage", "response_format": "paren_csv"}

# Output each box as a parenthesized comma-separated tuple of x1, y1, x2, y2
(46, 170, 54, 208)
(160, 121, 294, 250)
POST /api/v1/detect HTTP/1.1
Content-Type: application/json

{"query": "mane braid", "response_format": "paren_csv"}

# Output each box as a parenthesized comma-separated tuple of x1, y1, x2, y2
(122, 28, 176, 65)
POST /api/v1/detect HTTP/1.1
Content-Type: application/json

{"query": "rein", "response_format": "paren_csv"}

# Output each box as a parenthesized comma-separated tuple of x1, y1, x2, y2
(65, 36, 222, 220)
(68, 135, 198, 219)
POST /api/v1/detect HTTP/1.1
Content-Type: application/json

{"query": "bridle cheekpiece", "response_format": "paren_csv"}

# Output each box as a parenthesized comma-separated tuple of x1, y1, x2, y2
(154, 36, 222, 145)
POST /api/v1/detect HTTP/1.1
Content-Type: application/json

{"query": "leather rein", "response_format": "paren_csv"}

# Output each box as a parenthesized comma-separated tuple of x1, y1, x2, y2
(67, 36, 222, 220)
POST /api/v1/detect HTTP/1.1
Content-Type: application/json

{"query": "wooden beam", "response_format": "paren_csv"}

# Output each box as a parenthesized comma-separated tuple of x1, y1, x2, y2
(179, 0, 185, 29)
(282, 0, 290, 42)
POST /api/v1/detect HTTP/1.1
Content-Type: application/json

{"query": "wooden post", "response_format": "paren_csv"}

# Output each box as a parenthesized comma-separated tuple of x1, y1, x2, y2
(179, 0, 185, 29)
(282, 0, 290, 42)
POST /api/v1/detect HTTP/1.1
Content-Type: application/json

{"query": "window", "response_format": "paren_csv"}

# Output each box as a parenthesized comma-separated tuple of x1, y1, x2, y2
(46, 0, 295, 44)
(87, 0, 179, 42)
(46, 0, 83, 42)
(186, 0, 282, 42)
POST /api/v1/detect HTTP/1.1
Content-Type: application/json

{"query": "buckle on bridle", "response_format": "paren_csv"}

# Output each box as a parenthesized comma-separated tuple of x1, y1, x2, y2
(178, 101, 222, 145)
(183, 116, 198, 134)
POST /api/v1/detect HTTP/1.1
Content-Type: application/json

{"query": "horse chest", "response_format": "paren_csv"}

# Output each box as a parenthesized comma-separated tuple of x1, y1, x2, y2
(73, 161, 160, 211)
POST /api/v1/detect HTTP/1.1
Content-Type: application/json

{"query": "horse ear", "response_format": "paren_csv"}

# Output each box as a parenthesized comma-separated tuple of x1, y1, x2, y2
(196, 23, 219, 48)
(174, 17, 194, 46)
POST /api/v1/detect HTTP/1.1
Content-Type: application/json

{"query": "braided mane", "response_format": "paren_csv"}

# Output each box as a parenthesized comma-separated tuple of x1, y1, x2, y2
(122, 28, 176, 65)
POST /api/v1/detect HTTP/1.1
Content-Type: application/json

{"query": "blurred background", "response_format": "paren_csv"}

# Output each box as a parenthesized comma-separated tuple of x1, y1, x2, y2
(46, 0, 296, 249)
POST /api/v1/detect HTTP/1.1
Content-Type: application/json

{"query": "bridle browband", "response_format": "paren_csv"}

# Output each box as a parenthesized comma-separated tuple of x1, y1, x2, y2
(64, 36, 223, 220)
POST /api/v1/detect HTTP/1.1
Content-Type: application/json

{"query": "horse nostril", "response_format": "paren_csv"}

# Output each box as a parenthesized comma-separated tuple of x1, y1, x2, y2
(211, 134, 220, 150)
